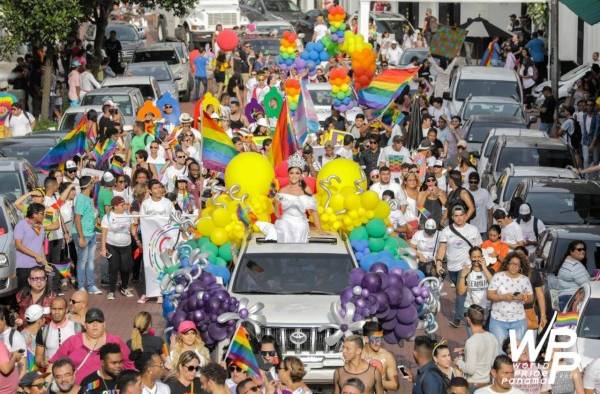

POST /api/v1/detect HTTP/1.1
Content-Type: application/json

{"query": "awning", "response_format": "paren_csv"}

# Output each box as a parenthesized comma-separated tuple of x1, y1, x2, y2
(561, 0, 600, 25)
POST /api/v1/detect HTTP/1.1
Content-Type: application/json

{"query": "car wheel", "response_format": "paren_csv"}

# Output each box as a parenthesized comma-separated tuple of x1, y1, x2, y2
(157, 19, 166, 42)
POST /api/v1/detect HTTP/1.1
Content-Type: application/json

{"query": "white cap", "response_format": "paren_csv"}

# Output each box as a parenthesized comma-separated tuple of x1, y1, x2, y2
(65, 160, 77, 170)
(179, 112, 193, 123)
(426, 157, 437, 167)
(176, 175, 188, 182)
(519, 204, 531, 215)
(457, 140, 467, 148)
(25, 304, 44, 323)
(424, 219, 437, 230)
(257, 118, 269, 127)
(434, 159, 444, 167)
(103, 100, 117, 108)
(102, 171, 115, 184)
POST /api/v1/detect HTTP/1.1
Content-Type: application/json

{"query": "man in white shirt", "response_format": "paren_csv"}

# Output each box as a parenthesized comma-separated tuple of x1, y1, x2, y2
(161, 149, 188, 192)
(35, 297, 81, 367)
(432, 160, 447, 192)
(410, 219, 439, 266)
(6, 102, 35, 137)
(473, 355, 525, 394)
(386, 41, 403, 67)
(335, 134, 354, 160)
(79, 64, 101, 99)
(493, 209, 525, 250)
(370, 167, 407, 204)
(436, 206, 482, 328)
(313, 16, 329, 42)
(467, 173, 493, 236)
(378, 135, 411, 183)
(516, 203, 545, 255)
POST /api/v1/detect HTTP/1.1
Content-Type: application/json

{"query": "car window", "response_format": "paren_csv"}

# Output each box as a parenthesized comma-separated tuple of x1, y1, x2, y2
(496, 147, 573, 171)
(468, 123, 525, 144)
(111, 84, 154, 100)
(0, 143, 52, 167)
(503, 176, 524, 201)
(484, 136, 498, 158)
(3, 199, 18, 229)
(456, 80, 520, 101)
(310, 89, 332, 106)
(526, 192, 600, 225)
(0, 171, 24, 198)
(81, 94, 134, 116)
(264, 0, 300, 12)
(578, 297, 600, 339)
(243, 39, 280, 56)
(23, 164, 38, 191)
(105, 25, 138, 41)
(464, 103, 523, 119)
(126, 64, 172, 81)
(59, 113, 84, 131)
(133, 50, 179, 65)
(566, 287, 586, 313)
(399, 50, 428, 66)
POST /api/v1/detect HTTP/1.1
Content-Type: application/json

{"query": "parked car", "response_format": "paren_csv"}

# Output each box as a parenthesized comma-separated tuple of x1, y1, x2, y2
(252, 20, 296, 37)
(463, 115, 527, 155)
(80, 87, 144, 127)
(101, 76, 162, 102)
(0, 136, 62, 175)
(57, 105, 103, 133)
(511, 178, 600, 226)
(370, 12, 414, 46)
(0, 195, 20, 297)
(459, 96, 525, 122)
(481, 136, 575, 188)
(124, 61, 180, 100)
(84, 21, 145, 64)
(0, 158, 39, 199)
(131, 43, 192, 101)
(490, 165, 580, 210)
(533, 63, 593, 106)
(445, 66, 523, 115)
(240, 0, 312, 40)
(562, 282, 600, 364)
(477, 128, 546, 174)
(305, 82, 361, 125)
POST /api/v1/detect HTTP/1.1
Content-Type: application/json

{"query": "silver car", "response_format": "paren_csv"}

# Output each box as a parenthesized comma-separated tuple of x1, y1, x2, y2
(0, 195, 19, 297)
(124, 61, 179, 102)
(80, 87, 144, 128)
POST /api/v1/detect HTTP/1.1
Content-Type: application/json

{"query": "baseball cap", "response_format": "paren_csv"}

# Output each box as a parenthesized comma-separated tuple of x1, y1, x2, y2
(519, 204, 531, 215)
(424, 219, 437, 230)
(417, 141, 433, 151)
(25, 304, 45, 323)
(179, 113, 193, 123)
(20, 371, 50, 387)
(110, 196, 126, 207)
(434, 159, 444, 167)
(178, 320, 197, 334)
(103, 100, 117, 108)
(85, 308, 105, 323)
(392, 135, 404, 143)
(457, 140, 468, 148)
(426, 157, 437, 167)
(176, 175, 188, 183)
(65, 160, 77, 170)
(102, 171, 115, 185)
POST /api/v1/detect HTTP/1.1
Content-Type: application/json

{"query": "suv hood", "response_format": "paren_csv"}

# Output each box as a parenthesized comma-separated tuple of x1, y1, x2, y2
(233, 294, 339, 326)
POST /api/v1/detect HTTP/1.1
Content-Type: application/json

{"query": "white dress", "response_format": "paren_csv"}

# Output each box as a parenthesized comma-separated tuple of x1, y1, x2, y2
(257, 193, 316, 243)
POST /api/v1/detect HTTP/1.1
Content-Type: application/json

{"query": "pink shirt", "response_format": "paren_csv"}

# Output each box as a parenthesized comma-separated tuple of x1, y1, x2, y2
(50, 332, 134, 384)
(0, 341, 18, 394)
(68, 70, 80, 101)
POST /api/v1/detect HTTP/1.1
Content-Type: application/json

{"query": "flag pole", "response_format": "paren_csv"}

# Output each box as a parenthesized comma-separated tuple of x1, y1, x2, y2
(223, 323, 240, 361)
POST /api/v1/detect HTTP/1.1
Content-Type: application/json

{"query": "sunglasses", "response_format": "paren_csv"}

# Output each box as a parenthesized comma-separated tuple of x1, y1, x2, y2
(177, 155, 186, 159)
(426, 178, 436, 183)
(261, 350, 277, 357)
(228, 365, 243, 373)
(66, 168, 77, 173)
(164, 105, 173, 109)
(575, 247, 586, 252)
(369, 336, 383, 343)
(186, 365, 201, 372)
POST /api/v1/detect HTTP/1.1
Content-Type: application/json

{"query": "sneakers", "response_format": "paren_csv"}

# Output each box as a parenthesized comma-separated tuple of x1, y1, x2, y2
(88, 286, 103, 295)
(77, 287, 87, 293)
(107, 292, 115, 300)
(120, 288, 134, 298)
(449, 319, 461, 328)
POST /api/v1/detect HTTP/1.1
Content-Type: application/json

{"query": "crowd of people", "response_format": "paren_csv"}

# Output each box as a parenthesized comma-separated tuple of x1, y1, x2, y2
(1, 2, 600, 394)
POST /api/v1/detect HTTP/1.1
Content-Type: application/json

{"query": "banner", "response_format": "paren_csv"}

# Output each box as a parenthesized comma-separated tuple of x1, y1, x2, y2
(429, 25, 467, 58)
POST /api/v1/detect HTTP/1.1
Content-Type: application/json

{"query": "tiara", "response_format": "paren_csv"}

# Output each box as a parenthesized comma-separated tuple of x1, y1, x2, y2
(288, 152, 306, 170)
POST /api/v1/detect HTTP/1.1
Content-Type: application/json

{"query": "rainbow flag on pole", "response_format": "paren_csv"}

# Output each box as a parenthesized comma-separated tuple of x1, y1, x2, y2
(554, 311, 579, 328)
(54, 262, 72, 279)
(226, 325, 262, 380)
(270, 100, 299, 169)
(36, 116, 90, 169)
(201, 111, 238, 172)
(25, 349, 37, 372)
(358, 68, 419, 110)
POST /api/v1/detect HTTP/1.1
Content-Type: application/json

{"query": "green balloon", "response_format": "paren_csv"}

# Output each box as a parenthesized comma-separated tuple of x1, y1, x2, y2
(397, 237, 409, 249)
(368, 237, 385, 252)
(213, 257, 228, 267)
(198, 237, 211, 248)
(202, 241, 219, 257)
(384, 244, 398, 255)
(385, 237, 400, 249)
(349, 226, 368, 241)
(366, 219, 386, 238)
(218, 242, 233, 262)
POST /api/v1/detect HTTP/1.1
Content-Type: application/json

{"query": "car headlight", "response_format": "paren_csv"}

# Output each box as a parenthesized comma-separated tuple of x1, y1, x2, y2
(0, 253, 8, 267)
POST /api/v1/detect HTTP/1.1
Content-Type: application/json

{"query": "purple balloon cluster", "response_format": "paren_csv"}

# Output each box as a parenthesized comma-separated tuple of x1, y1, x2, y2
(340, 263, 431, 344)
(168, 271, 239, 348)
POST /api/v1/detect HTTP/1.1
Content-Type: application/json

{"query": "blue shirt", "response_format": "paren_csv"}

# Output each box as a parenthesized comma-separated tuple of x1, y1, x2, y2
(525, 38, 545, 63)
(194, 56, 208, 78)
(413, 361, 446, 394)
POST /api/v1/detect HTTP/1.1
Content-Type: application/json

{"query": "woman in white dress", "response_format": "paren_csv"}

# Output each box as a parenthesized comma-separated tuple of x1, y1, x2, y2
(258, 154, 321, 243)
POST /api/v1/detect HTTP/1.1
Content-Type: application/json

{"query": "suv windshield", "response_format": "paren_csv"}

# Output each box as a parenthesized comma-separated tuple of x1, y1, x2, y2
(105, 25, 138, 41)
(578, 298, 600, 339)
(456, 80, 520, 101)
(496, 147, 572, 171)
(265, 0, 300, 12)
(108, 84, 156, 100)
(468, 123, 524, 144)
(0, 171, 23, 198)
(126, 64, 171, 81)
(233, 253, 353, 294)
(133, 50, 179, 65)
(243, 39, 279, 56)
(526, 192, 600, 225)
(464, 103, 523, 119)
(81, 94, 134, 116)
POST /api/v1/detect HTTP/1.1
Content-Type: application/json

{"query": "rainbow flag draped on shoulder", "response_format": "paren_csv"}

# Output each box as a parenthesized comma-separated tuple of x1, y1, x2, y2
(36, 116, 90, 169)
(226, 325, 262, 380)
(201, 111, 238, 172)
(358, 67, 419, 110)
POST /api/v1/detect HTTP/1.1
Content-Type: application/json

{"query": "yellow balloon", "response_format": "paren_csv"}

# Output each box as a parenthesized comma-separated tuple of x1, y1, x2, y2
(344, 194, 361, 210)
(212, 208, 230, 228)
(201, 207, 214, 217)
(366, 211, 375, 219)
(343, 216, 352, 226)
(340, 186, 355, 197)
(358, 207, 366, 216)
(374, 201, 391, 219)
(349, 210, 358, 219)
(330, 194, 345, 211)
(210, 228, 229, 246)
(333, 221, 341, 230)
(317, 206, 324, 214)
(317, 158, 367, 194)
(225, 152, 275, 197)
(196, 217, 215, 236)
(360, 191, 380, 210)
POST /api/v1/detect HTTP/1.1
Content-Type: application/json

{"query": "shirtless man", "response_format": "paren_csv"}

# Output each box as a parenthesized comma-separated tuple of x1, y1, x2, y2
(361, 321, 399, 391)
(334, 335, 384, 394)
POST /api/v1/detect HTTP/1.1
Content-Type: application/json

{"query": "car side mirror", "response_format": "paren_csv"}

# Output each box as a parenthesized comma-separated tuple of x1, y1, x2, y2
(442, 92, 451, 100)
(174, 75, 182, 81)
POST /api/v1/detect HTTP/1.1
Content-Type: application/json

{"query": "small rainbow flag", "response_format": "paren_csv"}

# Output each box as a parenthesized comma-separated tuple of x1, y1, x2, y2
(86, 380, 101, 390)
(554, 311, 579, 328)
(93, 138, 117, 167)
(148, 120, 164, 137)
(26, 349, 37, 372)
(358, 68, 419, 110)
(418, 207, 432, 220)
(226, 325, 262, 380)
(110, 159, 124, 175)
(54, 262, 72, 279)
(201, 111, 238, 172)
(36, 116, 90, 169)
(480, 41, 496, 67)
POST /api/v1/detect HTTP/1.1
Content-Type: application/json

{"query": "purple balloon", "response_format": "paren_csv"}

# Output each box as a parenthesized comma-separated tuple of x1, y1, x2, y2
(187, 297, 197, 311)
(200, 272, 216, 287)
(202, 292, 211, 302)
(379, 274, 389, 290)
(215, 290, 229, 302)
(349, 268, 365, 286)
(361, 273, 382, 293)
(368, 303, 378, 315)
(210, 313, 218, 322)
(396, 305, 418, 325)
(208, 299, 221, 313)
(208, 323, 228, 341)
(384, 331, 398, 344)
(239, 308, 249, 319)
(381, 319, 396, 331)
(381, 307, 397, 321)
(190, 281, 203, 293)
(361, 288, 370, 298)
(358, 306, 371, 318)
(386, 287, 402, 307)
(420, 287, 429, 297)
(193, 310, 205, 323)
(229, 303, 238, 312)
(200, 324, 208, 332)
(403, 271, 421, 288)
(390, 267, 404, 277)
(370, 263, 389, 274)
(341, 287, 354, 304)
(394, 321, 418, 339)
(399, 287, 415, 308)
(415, 296, 424, 304)
(387, 274, 402, 290)
(374, 292, 390, 313)
(355, 298, 367, 309)
(226, 325, 236, 335)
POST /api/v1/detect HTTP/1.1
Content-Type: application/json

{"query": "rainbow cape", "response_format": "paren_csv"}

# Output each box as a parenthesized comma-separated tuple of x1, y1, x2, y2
(554, 311, 578, 328)
(480, 41, 495, 66)
(36, 116, 89, 169)
(93, 138, 117, 167)
(201, 111, 237, 172)
(358, 68, 419, 110)
(270, 100, 299, 168)
(226, 325, 261, 380)
(294, 81, 320, 145)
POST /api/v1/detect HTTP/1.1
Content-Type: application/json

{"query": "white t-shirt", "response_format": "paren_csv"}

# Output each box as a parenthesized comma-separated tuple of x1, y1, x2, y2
(313, 24, 329, 42)
(389, 209, 407, 229)
(470, 188, 494, 233)
(79, 71, 100, 97)
(101, 212, 133, 247)
(161, 165, 187, 192)
(7, 111, 34, 137)
(518, 217, 545, 255)
(488, 271, 532, 322)
(370, 182, 406, 203)
(440, 223, 482, 271)
(60, 199, 74, 225)
(44, 195, 64, 241)
(37, 319, 79, 360)
(0, 327, 27, 352)
(464, 270, 490, 309)
(474, 386, 525, 394)
(410, 230, 438, 261)
(501, 221, 524, 248)
(335, 146, 353, 160)
(387, 47, 403, 66)
(142, 381, 170, 394)
(583, 358, 600, 393)
(113, 188, 133, 204)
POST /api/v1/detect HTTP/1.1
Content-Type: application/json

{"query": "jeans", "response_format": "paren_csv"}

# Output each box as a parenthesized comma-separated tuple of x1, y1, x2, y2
(539, 122, 553, 136)
(582, 144, 591, 169)
(107, 244, 132, 293)
(489, 317, 527, 354)
(73, 234, 97, 290)
(449, 270, 466, 322)
(194, 76, 208, 100)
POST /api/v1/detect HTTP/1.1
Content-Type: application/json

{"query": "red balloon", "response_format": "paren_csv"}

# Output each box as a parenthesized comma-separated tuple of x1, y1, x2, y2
(216, 29, 238, 52)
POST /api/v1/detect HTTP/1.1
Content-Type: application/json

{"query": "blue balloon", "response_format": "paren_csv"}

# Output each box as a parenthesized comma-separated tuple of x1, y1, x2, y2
(310, 51, 319, 61)
(204, 265, 231, 285)
(315, 42, 324, 52)
(307, 60, 316, 70)
(342, 97, 350, 105)
(319, 51, 329, 61)
(301, 51, 309, 60)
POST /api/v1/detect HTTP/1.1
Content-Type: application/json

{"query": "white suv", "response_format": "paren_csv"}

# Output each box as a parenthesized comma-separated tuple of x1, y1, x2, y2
(221, 233, 358, 383)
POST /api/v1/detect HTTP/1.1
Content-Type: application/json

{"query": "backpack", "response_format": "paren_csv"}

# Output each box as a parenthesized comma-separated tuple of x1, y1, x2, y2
(7, 328, 15, 348)
(517, 216, 540, 239)
(569, 116, 582, 150)
(40, 321, 83, 348)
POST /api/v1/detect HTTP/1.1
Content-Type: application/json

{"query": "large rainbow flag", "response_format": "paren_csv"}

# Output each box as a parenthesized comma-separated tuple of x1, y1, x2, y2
(358, 67, 419, 110)
(201, 111, 237, 172)
(226, 325, 262, 380)
(36, 116, 90, 169)
(270, 100, 299, 168)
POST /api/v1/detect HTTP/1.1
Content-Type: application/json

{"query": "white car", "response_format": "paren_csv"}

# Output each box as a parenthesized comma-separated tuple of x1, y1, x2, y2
(533, 63, 593, 105)
(101, 76, 162, 102)
(562, 281, 600, 365)
(305, 82, 361, 126)
(477, 127, 546, 175)
(57, 105, 103, 132)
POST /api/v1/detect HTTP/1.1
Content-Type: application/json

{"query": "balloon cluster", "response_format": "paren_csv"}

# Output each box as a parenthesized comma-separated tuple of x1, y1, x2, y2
(339, 31, 377, 90)
(277, 31, 298, 70)
(327, 6, 346, 43)
(340, 264, 430, 343)
(300, 41, 330, 73)
(284, 79, 301, 114)
(196, 195, 247, 247)
(328, 67, 356, 112)
(180, 237, 233, 283)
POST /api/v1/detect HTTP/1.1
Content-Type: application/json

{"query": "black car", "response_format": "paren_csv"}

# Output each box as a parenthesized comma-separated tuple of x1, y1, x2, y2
(240, 0, 312, 41)
(463, 115, 527, 155)
(512, 178, 600, 226)
(0, 136, 60, 172)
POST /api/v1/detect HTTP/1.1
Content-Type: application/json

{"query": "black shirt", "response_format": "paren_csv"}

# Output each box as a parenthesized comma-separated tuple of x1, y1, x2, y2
(540, 96, 556, 124)
(79, 371, 118, 394)
(165, 377, 205, 394)
(104, 39, 122, 67)
(98, 116, 115, 140)
(126, 333, 166, 356)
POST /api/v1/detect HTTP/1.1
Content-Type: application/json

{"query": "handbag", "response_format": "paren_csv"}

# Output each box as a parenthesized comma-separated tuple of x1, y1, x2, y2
(525, 307, 539, 330)
(449, 223, 473, 248)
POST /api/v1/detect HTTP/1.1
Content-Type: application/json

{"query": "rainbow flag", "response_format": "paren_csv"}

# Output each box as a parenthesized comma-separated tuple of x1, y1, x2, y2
(26, 349, 37, 372)
(358, 68, 419, 110)
(201, 111, 237, 172)
(270, 100, 299, 168)
(93, 138, 117, 167)
(226, 325, 261, 380)
(110, 159, 124, 175)
(36, 116, 89, 169)
(148, 120, 164, 138)
(294, 81, 320, 145)
(54, 262, 72, 279)
(554, 311, 578, 328)
(86, 380, 101, 391)
(418, 207, 432, 220)
(480, 41, 496, 66)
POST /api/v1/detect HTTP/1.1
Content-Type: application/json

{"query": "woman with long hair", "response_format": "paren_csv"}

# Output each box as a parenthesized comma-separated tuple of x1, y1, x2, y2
(127, 311, 167, 360)
(165, 350, 203, 393)
(166, 320, 210, 370)
(402, 172, 420, 236)
(417, 173, 446, 227)
(557, 240, 591, 310)
(457, 246, 493, 335)
(455, 154, 476, 188)
(214, 52, 229, 97)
